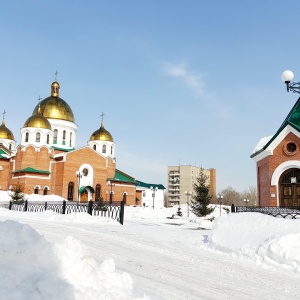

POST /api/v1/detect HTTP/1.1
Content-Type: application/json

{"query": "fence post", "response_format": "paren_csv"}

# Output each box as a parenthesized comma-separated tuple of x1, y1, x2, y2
(9, 201, 12, 210)
(119, 200, 125, 225)
(24, 200, 28, 212)
(231, 204, 235, 213)
(88, 200, 93, 216)
(62, 200, 66, 214)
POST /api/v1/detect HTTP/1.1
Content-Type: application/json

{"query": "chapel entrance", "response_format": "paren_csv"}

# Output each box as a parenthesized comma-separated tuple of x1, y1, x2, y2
(81, 190, 88, 203)
(279, 168, 300, 207)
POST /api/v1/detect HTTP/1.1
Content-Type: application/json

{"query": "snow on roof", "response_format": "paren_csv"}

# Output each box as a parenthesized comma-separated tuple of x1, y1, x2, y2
(252, 135, 273, 154)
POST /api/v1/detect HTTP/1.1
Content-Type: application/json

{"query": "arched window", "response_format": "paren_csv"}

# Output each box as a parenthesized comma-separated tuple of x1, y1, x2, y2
(34, 186, 40, 194)
(62, 130, 66, 145)
(102, 144, 106, 154)
(46, 134, 50, 144)
(9, 143, 12, 150)
(111, 145, 113, 155)
(35, 132, 41, 143)
(95, 184, 101, 200)
(93, 144, 96, 151)
(43, 186, 49, 196)
(25, 132, 29, 143)
(69, 132, 72, 147)
(67, 182, 74, 201)
(53, 129, 58, 144)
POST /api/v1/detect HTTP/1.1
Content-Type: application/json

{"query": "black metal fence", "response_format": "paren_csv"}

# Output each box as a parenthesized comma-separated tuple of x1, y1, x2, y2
(231, 204, 300, 219)
(0, 200, 125, 225)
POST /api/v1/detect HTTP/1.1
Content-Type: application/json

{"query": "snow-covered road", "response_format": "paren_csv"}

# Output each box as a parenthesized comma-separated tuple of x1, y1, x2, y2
(2, 210, 299, 300)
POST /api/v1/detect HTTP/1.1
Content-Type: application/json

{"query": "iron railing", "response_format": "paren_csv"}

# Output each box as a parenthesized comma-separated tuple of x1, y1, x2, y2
(232, 204, 300, 219)
(0, 200, 125, 224)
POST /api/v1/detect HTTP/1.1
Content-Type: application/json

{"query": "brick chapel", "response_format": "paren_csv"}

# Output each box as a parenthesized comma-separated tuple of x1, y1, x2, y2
(251, 98, 300, 207)
(0, 80, 160, 205)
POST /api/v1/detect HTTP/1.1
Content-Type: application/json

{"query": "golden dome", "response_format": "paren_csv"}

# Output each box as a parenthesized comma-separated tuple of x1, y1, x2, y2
(0, 120, 14, 140)
(90, 123, 114, 142)
(31, 81, 75, 123)
(24, 111, 52, 130)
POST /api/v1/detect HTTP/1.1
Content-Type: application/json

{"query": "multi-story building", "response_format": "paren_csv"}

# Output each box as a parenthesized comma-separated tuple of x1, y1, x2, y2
(167, 165, 216, 206)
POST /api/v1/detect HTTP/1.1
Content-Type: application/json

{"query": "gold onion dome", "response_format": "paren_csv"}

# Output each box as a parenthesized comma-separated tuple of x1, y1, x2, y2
(24, 105, 52, 130)
(90, 122, 114, 142)
(0, 120, 14, 140)
(31, 81, 75, 123)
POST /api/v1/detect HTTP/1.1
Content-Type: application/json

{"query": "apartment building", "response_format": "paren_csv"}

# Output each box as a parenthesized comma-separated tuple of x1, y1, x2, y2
(167, 165, 216, 206)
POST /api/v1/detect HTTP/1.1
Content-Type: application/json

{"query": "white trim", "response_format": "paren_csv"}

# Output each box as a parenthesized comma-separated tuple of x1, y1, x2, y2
(34, 185, 41, 189)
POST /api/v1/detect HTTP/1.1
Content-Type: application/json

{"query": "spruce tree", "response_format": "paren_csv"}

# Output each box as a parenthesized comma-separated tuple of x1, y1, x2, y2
(176, 206, 182, 217)
(191, 168, 214, 217)
(10, 182, 25, 204)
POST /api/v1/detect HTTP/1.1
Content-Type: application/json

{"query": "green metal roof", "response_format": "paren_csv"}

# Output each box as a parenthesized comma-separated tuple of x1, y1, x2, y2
(13, 167, 50, 174)
(79, 186, 95, 193)
(0, 148, 9, 159)
(251, 97, 300, 158)
(109, 170, 136, 183)
(52, 146, 74, 152)
(135, 180, 165, 190)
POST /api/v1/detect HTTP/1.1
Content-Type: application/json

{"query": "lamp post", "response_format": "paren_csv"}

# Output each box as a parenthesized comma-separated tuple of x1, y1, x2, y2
(76, 171, 82, 207)
(185, 191, 192, 217)
(150, 186, 158, 209)
(281, 70, 300, 93)
(107, 180, 115, 204)
(244, 198, 249, 211)
(217, 195, 223, 216)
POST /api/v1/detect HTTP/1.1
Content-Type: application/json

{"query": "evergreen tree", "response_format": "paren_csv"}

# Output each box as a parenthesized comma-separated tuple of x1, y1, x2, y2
(176, 206, 182, 217)
(10, 182, 25, 204)
(191, 168, 214, 216)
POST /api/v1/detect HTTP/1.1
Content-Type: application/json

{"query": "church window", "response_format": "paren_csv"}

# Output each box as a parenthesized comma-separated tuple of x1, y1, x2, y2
(69, 132, 72, 147)
(9, 143, 12, 150)
(36, 132, 41, 143)
(93, 144, 96, 151)
(143, 192, 146, 197)
(111, 145, 113, 155)
(43, 186, 49, 196)
(53, 129, 58, 144)
(46, 134, 50, 144)
(62, 130, 66, 145)
(25, 132, 29, 143)
(67, 182, 74, 201)
(102, 144, 106, 154)
(34, 186, 39, 194)
(95, 184, 101, 200)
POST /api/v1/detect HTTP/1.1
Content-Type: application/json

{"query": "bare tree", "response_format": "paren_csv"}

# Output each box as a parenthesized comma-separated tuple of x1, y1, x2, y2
(241, 186, 257, 206)
(219, 186, 242, 206)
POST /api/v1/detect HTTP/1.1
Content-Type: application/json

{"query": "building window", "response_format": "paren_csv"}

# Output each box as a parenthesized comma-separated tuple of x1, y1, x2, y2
(111, 145, 113, 155)
(69, 132, 72, 147)
(67, 182, 74, 201)
(95, 184, 101, 200)
(34, 186, 39, 194)
(53, 129, 58, 144)
(9, 143, 12, 150)
(36, 132, 41, 143)
(46, 134, 50, 144)
(143, 192, 146, 197)
(25, 132, 29, 143)
(43, 187, 49, 195)
(62, 130, 66, 145)
(102, 144, 106, 154)
(93, 144, 96, 151)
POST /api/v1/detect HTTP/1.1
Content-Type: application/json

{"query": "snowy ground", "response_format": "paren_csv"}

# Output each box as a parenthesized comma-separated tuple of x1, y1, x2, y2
(0, 192, 300, 299)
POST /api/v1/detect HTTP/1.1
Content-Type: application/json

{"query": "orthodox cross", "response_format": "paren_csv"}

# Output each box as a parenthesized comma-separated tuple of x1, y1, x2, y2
(2, 109, 6, 120)
(38, 96, 42, 103)
(101, 112, 105, 123)
(55, 70, 58, 81)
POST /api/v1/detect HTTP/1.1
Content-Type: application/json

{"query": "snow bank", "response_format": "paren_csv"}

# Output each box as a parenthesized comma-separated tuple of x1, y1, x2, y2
(0, 220, 141, 300)
(208, 213, 300, 272)
(0, 190, 66, 202)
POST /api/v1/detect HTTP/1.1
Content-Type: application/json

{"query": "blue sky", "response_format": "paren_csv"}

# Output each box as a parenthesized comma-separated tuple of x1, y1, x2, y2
(1, 1, 300, 192)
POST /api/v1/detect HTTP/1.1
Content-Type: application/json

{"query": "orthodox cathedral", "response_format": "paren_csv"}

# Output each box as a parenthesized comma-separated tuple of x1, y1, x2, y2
(0, 79, 165, 206)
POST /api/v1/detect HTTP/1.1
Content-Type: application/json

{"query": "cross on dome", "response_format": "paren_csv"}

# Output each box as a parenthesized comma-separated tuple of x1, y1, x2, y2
(55, 70, 58, 81)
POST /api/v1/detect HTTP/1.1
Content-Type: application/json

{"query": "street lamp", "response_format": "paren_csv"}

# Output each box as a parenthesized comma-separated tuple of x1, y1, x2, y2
(281, 70, 300, 93)
(244, 198, 250, 211)
(75, 171, 82, 206)
(107, 180, 115, 204)
(185, 191, 192, 217)
(150, 186, 158, 209)
(217, 194, 223, 216)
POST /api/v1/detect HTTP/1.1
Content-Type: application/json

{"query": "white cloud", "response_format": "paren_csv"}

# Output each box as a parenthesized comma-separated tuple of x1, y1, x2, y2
(163, 62, 205, 97)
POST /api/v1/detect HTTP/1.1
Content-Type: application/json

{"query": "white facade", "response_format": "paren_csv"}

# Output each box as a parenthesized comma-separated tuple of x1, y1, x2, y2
(138, 187, 164, 208)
